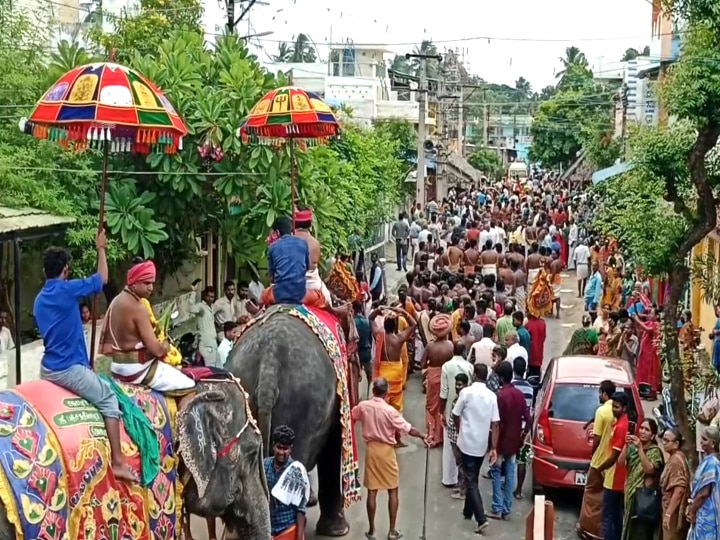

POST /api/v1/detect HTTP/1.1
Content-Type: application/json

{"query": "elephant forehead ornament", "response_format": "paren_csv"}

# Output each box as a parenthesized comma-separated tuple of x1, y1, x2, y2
(178, 380, 259, 499)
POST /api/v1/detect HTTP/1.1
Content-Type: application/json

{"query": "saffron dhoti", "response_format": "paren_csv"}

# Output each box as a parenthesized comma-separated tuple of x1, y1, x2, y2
(577, 467, 604, 538)
(379, 360, 404, 412)
(363, 441, 400, 490)
(424, 366, 444, 447)
(274, 524, 302, 540)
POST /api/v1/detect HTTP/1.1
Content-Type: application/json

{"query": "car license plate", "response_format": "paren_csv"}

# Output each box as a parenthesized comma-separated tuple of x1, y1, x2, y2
(575, 472, 588, 486)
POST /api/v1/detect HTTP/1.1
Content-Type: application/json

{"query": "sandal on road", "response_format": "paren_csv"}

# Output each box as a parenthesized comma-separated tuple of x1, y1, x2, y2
(388, 530, 404, 540)
(365, 532, 377, 540)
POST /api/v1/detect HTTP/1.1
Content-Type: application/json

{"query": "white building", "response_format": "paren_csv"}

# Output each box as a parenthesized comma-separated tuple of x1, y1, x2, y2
(263, 43, 435, 128)
(592, 55, 658, 127)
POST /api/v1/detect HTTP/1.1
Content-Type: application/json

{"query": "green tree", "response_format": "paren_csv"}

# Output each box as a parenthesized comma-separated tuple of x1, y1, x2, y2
(467, 148, 503, 180)
(530, 63, 615, 168)
(90, 0, 203, 62)
(410, 40, 441, 79)
(621, 47, 640, 61)
(555, 46, 589, 82)
(515, 77, 532, 101)
(593, 16, 720, 464)
(273, 34, 317, 63)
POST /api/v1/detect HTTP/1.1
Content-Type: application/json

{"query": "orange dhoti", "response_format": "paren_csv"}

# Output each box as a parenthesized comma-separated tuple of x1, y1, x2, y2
(260, 287, 326, 308)
(273, 524, 303, 540)
(424, 366, 444, 447)
(379, 360, 404, 412)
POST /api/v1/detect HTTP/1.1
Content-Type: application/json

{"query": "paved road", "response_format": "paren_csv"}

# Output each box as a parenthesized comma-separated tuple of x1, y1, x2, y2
(189, 266, 652, 540)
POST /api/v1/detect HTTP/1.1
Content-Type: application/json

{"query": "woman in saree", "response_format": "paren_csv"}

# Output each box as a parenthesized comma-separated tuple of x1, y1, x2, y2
(618, 418, 664, 540)
(563, 314, 599, 355)
(687, 426, 720, 539)
(709, 304, 720, 373)
(602, 262, 623, 311)
(633, 309, 661, 400)
(527, 265, 554, 318)
(659, 427, 690, 540)
(605, 315, 624, 358)
(598, 311, 620, 357)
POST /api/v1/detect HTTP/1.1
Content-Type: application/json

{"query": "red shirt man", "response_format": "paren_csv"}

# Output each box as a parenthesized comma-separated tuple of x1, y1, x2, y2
(604, 412, 629, 491)
(524, 314, 546, 378)
(496, 363, 531, 457)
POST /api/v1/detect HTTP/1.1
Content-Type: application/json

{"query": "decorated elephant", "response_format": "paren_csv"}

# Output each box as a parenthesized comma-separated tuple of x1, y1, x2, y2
(0, 378, 271, 540)
(228, 304, 363, 537)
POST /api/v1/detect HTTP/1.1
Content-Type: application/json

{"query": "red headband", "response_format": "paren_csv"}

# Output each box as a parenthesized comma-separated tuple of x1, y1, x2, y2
(127, 260, 156, 285)
(294, 208, 313, 221)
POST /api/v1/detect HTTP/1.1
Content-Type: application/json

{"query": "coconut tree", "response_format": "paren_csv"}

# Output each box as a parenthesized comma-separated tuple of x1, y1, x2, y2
(410, 40, 440, 78)
(515, 76, 532, 101)
(289, 33, 317, 63)
(272, 41, 293, 62)
(555, 46, 589, 80)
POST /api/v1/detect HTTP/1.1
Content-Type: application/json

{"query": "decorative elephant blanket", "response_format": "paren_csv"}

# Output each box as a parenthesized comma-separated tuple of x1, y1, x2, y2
(0, 380, 180, 540)
(288, 305, 362, 507)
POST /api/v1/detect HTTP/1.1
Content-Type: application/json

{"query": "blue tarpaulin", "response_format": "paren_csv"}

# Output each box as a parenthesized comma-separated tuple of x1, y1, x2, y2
(591, 161, 633, 185)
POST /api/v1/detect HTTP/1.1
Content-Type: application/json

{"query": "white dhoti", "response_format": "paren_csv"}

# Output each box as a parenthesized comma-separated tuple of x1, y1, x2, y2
(515, 286, 526, 313)
(576, 263, 589, 280)
(111, 358, 196, 393)
(528, 268, 540, 290)
(415, 336, 425, 368)
(306, 268, 332, 305)
(442, 428, 458, 486)
(481, 264, 497, 277)
(567, 245, 576, 270)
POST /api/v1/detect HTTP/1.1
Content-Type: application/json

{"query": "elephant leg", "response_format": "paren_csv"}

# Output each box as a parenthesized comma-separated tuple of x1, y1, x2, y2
(315, 420, 350, 537)
(308, 468, 318, 507)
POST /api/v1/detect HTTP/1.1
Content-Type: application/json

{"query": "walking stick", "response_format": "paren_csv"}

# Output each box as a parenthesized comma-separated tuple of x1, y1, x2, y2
(420, 442, 430, 540)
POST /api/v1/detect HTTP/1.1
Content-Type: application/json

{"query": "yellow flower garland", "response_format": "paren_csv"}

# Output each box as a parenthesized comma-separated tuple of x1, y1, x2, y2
(139, 299, 182, 367)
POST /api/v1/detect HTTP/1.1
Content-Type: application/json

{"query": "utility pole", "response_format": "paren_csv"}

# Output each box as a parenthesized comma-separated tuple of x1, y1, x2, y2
(406, 52, 442, 208)
(621, 84, 629, 158)
(482, 88, 489, 147)
(226, 0, 257, 34)
(457, 84, 464, 157)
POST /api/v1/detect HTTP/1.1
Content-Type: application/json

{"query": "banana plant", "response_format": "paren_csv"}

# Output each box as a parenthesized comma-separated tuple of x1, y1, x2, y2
(103, 181, 169, 258)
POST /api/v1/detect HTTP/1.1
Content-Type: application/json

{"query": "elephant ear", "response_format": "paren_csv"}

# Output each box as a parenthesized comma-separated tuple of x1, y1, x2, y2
(177, 389, 227, 499)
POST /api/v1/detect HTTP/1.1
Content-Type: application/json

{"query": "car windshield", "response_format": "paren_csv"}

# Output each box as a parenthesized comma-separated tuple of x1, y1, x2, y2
(548, 384, 601, 422)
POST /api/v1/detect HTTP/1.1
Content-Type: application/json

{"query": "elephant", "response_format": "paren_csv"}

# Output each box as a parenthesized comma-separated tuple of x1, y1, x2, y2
(0, 380, 272, 540)
(228, 309, 354, 537)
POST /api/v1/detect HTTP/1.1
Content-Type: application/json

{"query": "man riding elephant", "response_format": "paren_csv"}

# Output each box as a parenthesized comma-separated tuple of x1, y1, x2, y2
(100, 259, 196, 393)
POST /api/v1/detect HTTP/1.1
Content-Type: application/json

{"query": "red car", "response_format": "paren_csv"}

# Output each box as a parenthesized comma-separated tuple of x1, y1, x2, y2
(531, 355, 644, 492)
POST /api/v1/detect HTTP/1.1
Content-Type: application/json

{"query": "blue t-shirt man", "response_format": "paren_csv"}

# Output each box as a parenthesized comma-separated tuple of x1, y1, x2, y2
(268, 229, 310, 304)
(34, 272, 103, 371)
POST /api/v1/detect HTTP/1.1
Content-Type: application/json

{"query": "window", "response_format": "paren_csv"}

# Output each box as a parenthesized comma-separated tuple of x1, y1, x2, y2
(548, 384, 636, 423)
(548, 384, 600, 422)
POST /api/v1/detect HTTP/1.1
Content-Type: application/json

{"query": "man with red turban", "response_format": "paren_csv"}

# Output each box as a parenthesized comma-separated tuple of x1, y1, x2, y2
(100, 259, 195, 393)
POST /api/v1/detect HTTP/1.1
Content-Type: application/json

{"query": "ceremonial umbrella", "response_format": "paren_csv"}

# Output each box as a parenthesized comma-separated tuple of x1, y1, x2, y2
(20, 62, 189, 364)
(237, 86, 339, 230)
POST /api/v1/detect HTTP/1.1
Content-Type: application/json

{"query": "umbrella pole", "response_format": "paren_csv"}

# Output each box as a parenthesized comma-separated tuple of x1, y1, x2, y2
(290, 139, 297, 232)
(89, 140, 110, 368)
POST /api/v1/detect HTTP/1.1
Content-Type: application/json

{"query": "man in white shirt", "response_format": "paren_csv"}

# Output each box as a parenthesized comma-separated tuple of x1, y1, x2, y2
(440, 342, 474, 489)
(217, 321, 237, 366)
(573, 239, 591, 298)
(478, 224, 492, 250)
(213, 280, 250, 339)
(567, 219, 579, 270)
(452, 363, 499, 534)
(468, 325, 496, 367)
(504, 330, 528, 365)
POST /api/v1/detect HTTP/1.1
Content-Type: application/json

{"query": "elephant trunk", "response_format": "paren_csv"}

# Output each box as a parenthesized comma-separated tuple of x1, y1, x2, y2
(256, 354, 280, 454)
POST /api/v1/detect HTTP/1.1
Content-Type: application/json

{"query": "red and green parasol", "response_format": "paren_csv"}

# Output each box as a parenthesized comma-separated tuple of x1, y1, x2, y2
(238, 86, 339, 229)
(21, 62, 187, 154)
(21, 61, 189, 364)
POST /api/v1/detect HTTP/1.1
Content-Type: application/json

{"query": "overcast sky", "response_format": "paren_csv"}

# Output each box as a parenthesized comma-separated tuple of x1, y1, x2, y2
(241, 0, 654, 90)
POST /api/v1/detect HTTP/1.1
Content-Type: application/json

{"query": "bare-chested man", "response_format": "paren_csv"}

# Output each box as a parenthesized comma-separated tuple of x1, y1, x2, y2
(498, 258, 515, 297)
(447, 237, 464, 273)
(464, 238, 480, 275)
(294, 207, 333, 306)
(525, 243, 543, 291)
(510, 259, 526, 308)
(409, 272, 431, 308)
(101, 260, 196, 394)
(479, 239, 499, 278)
(420, 313, 454, 448)
(369, 306, 416, 446)
(549, 251, 563, 319)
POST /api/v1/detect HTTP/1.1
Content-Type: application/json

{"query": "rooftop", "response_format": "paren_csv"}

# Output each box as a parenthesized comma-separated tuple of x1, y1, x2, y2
(552, 355, 634, 385)
(0, 206, 76, 242)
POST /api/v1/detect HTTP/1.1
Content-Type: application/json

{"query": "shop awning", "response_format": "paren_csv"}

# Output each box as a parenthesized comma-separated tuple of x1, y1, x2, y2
(591, 161, 633, 185)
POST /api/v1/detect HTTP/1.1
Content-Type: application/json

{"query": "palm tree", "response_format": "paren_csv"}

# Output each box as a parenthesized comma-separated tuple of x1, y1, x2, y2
(289, 34, 316, 63)
(272, 34, 317, 63)
(555, 46, 588, 79)
(409, 40, 440, 78)
(515, 77, 532, 101)
(272, 42, 293, 62)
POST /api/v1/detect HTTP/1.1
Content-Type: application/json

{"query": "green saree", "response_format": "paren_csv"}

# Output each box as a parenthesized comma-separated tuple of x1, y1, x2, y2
(621, 443, 664, 540)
